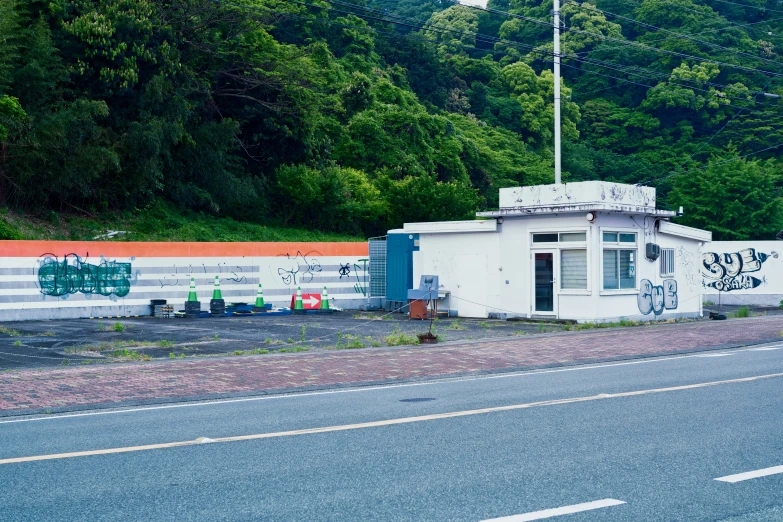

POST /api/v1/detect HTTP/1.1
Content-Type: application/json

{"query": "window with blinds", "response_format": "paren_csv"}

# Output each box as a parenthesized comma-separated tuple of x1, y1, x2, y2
(560, 250, 587, 289)
(660, 248, 675, 277)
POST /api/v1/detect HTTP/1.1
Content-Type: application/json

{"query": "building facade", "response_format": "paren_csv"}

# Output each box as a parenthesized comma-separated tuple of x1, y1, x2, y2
(395, 181, 711, 322)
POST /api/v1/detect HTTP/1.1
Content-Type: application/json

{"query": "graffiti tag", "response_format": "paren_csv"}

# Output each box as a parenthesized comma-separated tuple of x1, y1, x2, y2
(701, 248, 778, 292)
(277, 251, 322, 286)
(353, 258, 369, 296)
(38, 254, 136, 299)
(339, 263, 351, 279)
(638, 279, 678, 316)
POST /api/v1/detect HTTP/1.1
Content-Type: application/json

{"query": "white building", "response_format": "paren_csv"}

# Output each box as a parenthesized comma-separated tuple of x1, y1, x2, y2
(395, 181, 712, 322)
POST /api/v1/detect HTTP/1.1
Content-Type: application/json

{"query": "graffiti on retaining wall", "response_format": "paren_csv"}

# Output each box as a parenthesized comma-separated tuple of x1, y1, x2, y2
(339, 263, 351, 279)
(353, 258, 369, 296)
(701, 248, 778, 292)
(277, 251, 322, 286)
(38, 254, 138, 300)
(638, 279, 678, 316)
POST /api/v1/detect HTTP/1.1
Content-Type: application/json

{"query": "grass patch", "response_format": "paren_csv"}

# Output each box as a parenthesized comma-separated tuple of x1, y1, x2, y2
(571, 319, 641, 330)
(13, 340, 22, 346)
(703, 300, 716, 306)
(65, 340, 155, 353)
(41, 331, 56, 337)
(113, 322, 125, 332)
(277, 346, 309, 353)
(383, 330, 419, 346)
(446, 319, 467, 331)
(2, 200, 364, 242)
(107, 349, 151, 361)
(734, 306, 751, 318)
(0, 326, 20, 337)
(158, 339, 175, 348)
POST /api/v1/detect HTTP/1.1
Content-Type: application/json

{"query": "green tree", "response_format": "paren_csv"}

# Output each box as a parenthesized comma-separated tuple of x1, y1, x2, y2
(668, 155, 783, 240)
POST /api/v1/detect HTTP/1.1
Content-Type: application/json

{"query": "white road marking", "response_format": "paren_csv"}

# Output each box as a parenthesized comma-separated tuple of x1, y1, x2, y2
(746, 347, 783, 352)
(695, 353, 735, 357)
(1, 372, 781, 465)
(480, 499, 626, 521)
(1, 342, 781, 424)
(715, 465, 783, 483)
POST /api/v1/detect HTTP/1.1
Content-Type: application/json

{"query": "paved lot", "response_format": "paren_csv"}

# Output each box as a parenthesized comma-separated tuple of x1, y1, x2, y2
(0, 315, 781, 415)
(1, 347, 782, 520)
(0, 312, 565, 369)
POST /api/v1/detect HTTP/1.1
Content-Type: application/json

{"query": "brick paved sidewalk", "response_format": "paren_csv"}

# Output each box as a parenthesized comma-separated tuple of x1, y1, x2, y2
(1, 316, 781, 415)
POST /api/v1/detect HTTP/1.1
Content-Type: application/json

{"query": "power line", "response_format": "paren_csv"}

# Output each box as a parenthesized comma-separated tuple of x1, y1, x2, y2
(703, 0, 783, 15)
(568, 0, 783, 68)
(650, 140, 783, 185)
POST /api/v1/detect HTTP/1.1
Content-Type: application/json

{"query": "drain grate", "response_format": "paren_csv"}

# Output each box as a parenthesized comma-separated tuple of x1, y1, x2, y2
(399, 397, 436, 403)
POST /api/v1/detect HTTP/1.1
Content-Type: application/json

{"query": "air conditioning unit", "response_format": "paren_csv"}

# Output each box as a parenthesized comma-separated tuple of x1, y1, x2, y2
(646, 243, 661, 261)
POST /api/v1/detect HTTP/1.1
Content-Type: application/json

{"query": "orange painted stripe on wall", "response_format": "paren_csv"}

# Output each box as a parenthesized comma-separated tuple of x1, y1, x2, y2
(0, 241, 369, 258)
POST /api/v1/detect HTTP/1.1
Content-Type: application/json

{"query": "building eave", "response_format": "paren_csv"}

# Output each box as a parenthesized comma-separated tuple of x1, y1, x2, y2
(477, 204, 677, 218)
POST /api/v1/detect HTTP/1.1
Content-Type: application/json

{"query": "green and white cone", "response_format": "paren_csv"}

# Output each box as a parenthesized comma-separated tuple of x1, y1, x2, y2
(187, 276, 198, 302)
(212, 276, 222, 300)
(320, 286, 330, 310)
(254, 284, 265, 308)
(294, 286, 304, 311)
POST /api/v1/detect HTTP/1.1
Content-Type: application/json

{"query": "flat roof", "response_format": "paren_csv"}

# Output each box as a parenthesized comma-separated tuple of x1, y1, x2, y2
(477, 203, 677, 218)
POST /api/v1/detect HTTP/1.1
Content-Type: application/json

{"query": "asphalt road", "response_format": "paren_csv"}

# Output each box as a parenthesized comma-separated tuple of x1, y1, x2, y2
(1, 343, 782, 521)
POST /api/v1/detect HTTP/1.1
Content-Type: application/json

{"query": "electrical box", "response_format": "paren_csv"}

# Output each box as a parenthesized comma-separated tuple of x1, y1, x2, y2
(646, 243, 661, 261)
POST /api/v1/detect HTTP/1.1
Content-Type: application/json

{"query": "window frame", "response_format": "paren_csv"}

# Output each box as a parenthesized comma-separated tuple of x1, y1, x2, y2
(599, 227, 639, 295)
(529, 227, 591, 296)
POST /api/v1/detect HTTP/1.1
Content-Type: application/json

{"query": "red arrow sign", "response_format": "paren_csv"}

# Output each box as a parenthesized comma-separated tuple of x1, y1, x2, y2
(290, 293, 321, 310)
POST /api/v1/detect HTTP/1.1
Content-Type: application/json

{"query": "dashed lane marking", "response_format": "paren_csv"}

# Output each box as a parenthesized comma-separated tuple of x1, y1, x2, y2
(480, 499, 626, 521)
(715, 465, 783, 483)
(1, 371, 782, 465)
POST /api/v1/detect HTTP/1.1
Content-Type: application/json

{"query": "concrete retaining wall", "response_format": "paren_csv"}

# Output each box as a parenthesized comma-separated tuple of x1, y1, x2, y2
(701, 241, 783, 307)
(0, 241, 369, 321)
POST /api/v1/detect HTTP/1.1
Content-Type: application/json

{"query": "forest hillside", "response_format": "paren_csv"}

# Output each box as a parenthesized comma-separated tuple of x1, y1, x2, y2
(0, 0, 782, 240)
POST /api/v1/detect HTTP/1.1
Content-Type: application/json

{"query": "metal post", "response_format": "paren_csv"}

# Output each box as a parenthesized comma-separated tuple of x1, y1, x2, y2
(553, 0, 562, 185)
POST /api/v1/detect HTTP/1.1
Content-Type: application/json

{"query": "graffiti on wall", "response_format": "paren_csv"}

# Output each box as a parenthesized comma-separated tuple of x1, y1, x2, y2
(353, 258, 369, 296)
(638, 279, 678, 316)
(277, 251, 322, 286)
(701, 248, 778, 292)
(38, 254, 138, 299)
(676, 246, 699, 291)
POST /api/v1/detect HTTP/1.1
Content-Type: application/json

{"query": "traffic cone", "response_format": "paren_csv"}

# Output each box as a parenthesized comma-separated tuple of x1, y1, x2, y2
(187, 276, 198, 302)
(254, 284, 265, 308)
(320, 286, 330, 311)
(211, 276, 222, 300)
(294, 286, 304, 313)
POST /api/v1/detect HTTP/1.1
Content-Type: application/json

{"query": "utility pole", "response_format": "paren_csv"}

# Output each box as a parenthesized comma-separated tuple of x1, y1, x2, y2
(553, 0, 562, 184)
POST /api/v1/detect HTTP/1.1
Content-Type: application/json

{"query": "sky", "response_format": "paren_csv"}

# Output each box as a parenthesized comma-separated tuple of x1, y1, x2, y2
(459, 0, 489, 7)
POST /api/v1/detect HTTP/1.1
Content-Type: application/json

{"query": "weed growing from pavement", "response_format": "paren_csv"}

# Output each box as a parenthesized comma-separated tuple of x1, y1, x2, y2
(734, 306, 751, 318)
(41, 331, 55, 337)
(158, 340, 174, 348)
(446, 319, 467, 330)
(42, 409, 52, 415)
(479, 321, 489, 329)
(97, 321, 104, 331)
(113, 322, 125, 332)
(108, 349, 151, 361)
(570, 319, 641, 330)
(0, 326, 20, 336)
(704, 300, 716, 306)
(169, 353, 176, 359)
(61, 359, 70, 365)
(286, 338, 295, 344)
(13, 340, 22, 346)
(383, 328, 419, 346)
(65, 340, 156, 354)
(300, 325, 306, 342)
